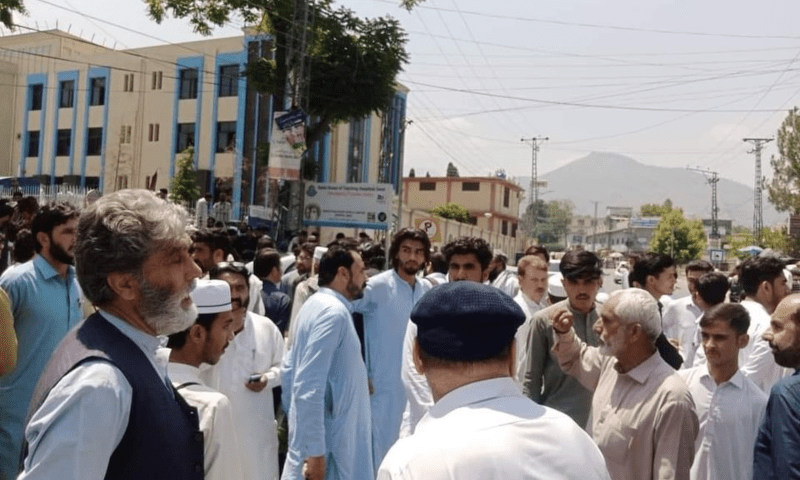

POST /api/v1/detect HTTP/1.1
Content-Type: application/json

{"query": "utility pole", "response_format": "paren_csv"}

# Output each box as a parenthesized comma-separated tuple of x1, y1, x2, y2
(521, 136, 548, 243)
(744, 138, 773, 244)
(686, 165, 720, 241)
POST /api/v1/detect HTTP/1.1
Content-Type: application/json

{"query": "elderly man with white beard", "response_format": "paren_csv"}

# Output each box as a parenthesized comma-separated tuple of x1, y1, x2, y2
(553, 288, 698, 480)
(18, 189, 205, 480)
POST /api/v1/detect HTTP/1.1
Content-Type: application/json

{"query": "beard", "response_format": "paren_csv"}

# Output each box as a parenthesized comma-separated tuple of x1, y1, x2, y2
(401, 260, 420, 276)
(139, 277, 198, 336)
(771, 344, 800, 369)
(49, 238, 74, 265)
(598, 328, 627, 357)
(231, 295, 249, 312)
(488, 267, 501, 283)
(347, 278, 366, 300)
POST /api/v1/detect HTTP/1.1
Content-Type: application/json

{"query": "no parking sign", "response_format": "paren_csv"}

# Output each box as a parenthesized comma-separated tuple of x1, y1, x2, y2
(416, 217, 442, 242)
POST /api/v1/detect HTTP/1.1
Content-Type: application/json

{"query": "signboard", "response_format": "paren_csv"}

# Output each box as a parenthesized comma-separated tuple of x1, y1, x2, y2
(415, 216, 442, 242)
(606, 206, 633, 218)
(709, 249, 724, 262)
(303, 182, 392, 230)
(267, 110, 307, 180)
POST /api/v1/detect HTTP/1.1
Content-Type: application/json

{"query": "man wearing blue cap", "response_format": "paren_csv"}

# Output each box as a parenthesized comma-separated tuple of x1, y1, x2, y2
(378, 282, 610, 479)
(167, 279, 242, 480)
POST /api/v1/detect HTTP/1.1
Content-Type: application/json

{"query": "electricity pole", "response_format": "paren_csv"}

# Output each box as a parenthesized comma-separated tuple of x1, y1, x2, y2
(686, 166, 720, 241)
(521, 136, 548, 243)
(744, 137, 773, 244)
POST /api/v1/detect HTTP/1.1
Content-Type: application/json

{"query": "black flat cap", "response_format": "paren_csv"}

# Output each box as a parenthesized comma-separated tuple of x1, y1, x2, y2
(410, 281, 525, 361)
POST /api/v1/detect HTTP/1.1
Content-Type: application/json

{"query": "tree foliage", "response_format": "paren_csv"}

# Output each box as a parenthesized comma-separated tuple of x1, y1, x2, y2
(524, 199, 573, 245)
(640, 199, 676, 217)
(446, 162, 459, 177)
(727, 225, 794, 259)
(429, 203, 471, 223)
(0, 0, 24, 29)
(650, 209, 706, 262)
(768, 107, 800, 214)
(146, 0, 408, 150)
(170, 147, 200, 203)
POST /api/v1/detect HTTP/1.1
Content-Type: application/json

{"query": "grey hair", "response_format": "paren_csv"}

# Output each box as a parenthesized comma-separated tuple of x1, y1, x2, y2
(609, 288, 661, 343)
(75, 189, 191, 306)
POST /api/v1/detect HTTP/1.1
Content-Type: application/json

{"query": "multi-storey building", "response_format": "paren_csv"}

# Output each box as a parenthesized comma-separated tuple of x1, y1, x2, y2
(403, 173, 524, 240)
(0, 29, 408, 220)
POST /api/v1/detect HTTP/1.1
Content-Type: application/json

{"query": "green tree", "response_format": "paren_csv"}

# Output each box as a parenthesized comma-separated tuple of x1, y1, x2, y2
(0, 0, 23, 29)
(446, 162, 459, 177)
(640, 199, 676, 217)
(146, 0, 408, 153)
(728, 225, 793, 258)
(429, 203, 471, 223)
(539, 200, 574, 245)
(650, 209, 706, 262)
(768, 107, 800, 214)
(170, 147, 200, 204)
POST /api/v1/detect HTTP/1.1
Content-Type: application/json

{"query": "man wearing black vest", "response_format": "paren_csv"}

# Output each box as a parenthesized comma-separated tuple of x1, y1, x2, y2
(18, 189, 205, 479)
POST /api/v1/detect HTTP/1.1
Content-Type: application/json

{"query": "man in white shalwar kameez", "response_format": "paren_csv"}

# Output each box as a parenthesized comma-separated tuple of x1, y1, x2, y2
(201, 263, 285, 480)
(167, 279, 243, 480)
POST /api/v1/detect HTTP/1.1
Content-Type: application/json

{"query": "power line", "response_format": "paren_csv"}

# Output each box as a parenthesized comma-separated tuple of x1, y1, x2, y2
(402, 79, 793, 113)
(369, 0, 800, 40)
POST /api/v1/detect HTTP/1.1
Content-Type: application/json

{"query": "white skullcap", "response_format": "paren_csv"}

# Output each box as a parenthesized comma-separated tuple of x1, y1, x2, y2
(190, 279, 232, 314)
(313, 246, 328, 262)
(548, 272, 566, 298)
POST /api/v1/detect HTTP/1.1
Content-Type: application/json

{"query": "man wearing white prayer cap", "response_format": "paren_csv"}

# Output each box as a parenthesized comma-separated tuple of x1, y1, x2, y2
(167, 279, 243, 480)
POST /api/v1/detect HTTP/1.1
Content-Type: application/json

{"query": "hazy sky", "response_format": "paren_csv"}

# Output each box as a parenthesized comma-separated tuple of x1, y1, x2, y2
(17, 0, 800, 188)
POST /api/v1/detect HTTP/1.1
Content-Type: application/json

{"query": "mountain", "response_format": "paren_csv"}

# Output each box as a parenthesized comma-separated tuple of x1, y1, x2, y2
(513, 152, 784, 227)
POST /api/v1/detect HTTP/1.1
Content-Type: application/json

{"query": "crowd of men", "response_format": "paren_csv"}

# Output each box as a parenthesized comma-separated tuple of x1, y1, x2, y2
(1, 188, 800, 479)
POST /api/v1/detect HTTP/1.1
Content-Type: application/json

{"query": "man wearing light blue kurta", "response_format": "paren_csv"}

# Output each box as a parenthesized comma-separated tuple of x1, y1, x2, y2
(353, 228, 432, 470)
(0, 203, 82, 480)
(281, 243, 373, 480)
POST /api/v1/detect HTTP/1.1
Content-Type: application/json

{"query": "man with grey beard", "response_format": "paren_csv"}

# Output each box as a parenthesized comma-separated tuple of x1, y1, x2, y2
(18, 189, 205, 480)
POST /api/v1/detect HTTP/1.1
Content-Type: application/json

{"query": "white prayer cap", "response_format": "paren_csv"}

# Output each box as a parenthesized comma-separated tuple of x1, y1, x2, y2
(548, 272, 566, 298)
(313, 246, 328, 262)
(190, 279, 232, 314)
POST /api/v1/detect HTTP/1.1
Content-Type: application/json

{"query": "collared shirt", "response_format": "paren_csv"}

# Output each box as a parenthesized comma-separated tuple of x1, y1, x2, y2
(661, 296, 703, 368)
(754, 369, 800, 479)
(168, 362, 243, 480)
(0, 255, 82, 480)
(201, 311, 284, 480)
(378, 377, 611, 480)
(512, 290, 544, 384)
(352, 269, 432, 470)
(19, 311, 168, 480)
(281, 287, 373, 480)
(678, 367, 766, 480)
(553, 329, 699, 480)
(522, 299, 600, 428)
(737, 300, 789, 392)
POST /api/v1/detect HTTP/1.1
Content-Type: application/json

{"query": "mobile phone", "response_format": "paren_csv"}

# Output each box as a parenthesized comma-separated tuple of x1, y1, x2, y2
(248, 374, 264, 383)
